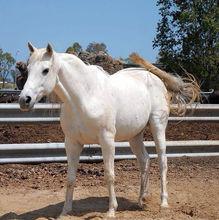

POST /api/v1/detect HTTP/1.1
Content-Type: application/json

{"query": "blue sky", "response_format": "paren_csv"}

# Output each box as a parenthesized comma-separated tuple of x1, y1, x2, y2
(0, 0, 160, 62)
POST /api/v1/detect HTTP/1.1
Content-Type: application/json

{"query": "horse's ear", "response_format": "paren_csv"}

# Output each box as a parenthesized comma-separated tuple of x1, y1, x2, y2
(28, 42, 36, 54)
(46, 43, 53, 56)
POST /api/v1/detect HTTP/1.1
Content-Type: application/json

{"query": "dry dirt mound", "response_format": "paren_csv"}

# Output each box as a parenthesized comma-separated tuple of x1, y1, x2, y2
(78, 51, 124, 74)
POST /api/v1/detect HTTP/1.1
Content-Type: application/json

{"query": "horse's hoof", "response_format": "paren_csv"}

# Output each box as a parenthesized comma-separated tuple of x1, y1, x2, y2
(161, 201, 169, 208)
(59, 208, 72, 218)
(105, 209, 116, 218)
(138, 199, 148, 209)
(60, 211, 67, 216)
(138, 199, 144, 208)
(57, 213, 67, 219)
(56, 214, 66, 220)
(138, 193, 151, 208)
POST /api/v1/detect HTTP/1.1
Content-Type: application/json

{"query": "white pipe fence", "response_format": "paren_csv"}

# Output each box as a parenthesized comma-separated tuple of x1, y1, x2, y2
(0, 103, 218, 163)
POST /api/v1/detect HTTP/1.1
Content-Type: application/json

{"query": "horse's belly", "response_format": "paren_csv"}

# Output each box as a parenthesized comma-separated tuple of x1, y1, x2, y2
(115, 109, 150, 141)
(114, 92, 151, 141)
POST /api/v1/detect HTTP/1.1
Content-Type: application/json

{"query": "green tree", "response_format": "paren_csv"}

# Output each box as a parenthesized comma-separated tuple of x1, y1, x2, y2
(66, 42, 82, 55)
(153, 0, 219, 89)
(10, 69, 16, 85)
(0, 49, 16, 88)
(86, 42, 108, 54)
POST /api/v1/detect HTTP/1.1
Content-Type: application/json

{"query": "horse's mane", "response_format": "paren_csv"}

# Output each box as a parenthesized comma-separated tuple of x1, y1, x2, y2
(60, 53, 110, 76)
(88, 64, 110, 76)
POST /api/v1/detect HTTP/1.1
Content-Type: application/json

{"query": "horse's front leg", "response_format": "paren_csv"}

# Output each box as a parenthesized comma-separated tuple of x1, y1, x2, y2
(61, 138, 83, 216)
(99, 129, 118, 218)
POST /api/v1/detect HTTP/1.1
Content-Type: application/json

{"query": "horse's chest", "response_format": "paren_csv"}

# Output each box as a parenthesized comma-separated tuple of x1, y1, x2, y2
(60, 106, 101, 144)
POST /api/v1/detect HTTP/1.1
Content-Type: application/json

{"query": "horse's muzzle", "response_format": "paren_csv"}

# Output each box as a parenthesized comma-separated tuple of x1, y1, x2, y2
(19, 95, 34, 111)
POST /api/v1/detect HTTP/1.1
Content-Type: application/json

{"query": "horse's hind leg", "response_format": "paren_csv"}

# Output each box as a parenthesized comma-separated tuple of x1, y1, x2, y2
(149, 111, 169, 208)
(129, 132, 150, 207)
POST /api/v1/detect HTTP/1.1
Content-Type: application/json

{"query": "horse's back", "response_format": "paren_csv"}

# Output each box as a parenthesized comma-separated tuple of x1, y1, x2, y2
(113, 68, 169, 110)
(111, 68, 168, 106)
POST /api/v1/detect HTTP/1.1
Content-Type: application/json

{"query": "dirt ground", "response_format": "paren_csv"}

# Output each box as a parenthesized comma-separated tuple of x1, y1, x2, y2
(0, 122, 219, 144)
(0, 157, 218, 220)
(0, 121, 218, 219)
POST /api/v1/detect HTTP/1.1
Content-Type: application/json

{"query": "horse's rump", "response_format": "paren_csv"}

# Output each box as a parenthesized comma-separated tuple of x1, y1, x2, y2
(130, 53, 200, 116)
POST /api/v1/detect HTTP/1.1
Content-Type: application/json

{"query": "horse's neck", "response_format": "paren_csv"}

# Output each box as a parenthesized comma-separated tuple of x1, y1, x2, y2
(54, 54, 105, 110)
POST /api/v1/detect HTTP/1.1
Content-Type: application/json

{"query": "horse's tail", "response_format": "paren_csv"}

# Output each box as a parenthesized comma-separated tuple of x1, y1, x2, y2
(129, 53, 200, 116)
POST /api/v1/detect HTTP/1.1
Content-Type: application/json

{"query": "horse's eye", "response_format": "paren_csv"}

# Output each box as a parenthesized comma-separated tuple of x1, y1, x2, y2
(42, 68, 49, 75)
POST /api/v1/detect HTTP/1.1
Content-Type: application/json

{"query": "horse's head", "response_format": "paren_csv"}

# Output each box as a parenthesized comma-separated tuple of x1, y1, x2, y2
(19, 43, 58, 111)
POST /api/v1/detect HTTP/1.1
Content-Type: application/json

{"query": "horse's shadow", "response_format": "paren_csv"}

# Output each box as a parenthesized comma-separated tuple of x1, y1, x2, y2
(0, 196, 141, 220)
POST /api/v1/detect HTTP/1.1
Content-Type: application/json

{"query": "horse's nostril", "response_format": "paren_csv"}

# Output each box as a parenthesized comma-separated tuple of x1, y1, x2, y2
(25, 96, 32, 104)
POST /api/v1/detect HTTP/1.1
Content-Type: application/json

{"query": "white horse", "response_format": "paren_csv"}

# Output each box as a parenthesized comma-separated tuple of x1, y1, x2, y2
(19, 43, 199, 218)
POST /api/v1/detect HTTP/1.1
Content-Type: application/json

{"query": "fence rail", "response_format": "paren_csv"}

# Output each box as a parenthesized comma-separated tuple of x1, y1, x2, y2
(0, 141, 218, 164)
(0, 103, 218, 163)
(0, 103, 218, 123)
